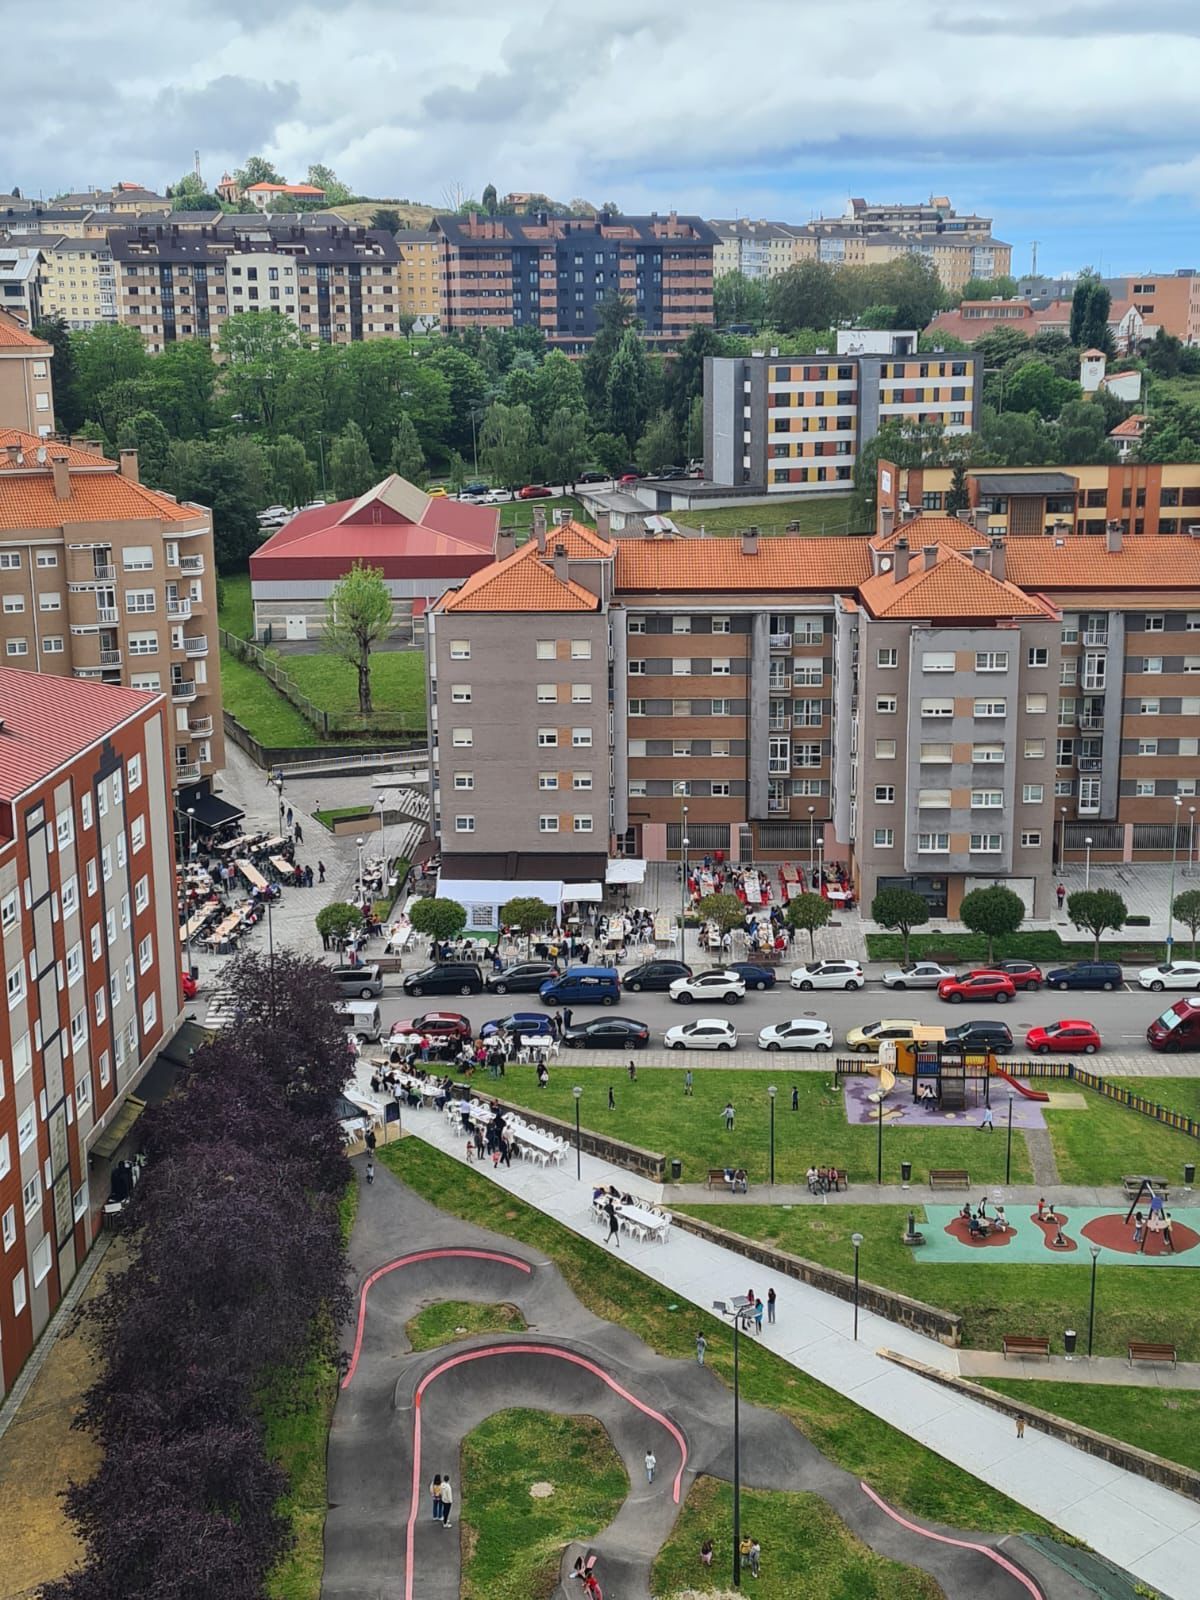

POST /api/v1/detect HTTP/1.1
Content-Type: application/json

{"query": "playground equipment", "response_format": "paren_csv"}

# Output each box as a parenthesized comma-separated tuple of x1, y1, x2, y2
(866, 1064, 897, 1105)
(993, 1064, 1049, 1103)
(895, 1032, 994, 1110)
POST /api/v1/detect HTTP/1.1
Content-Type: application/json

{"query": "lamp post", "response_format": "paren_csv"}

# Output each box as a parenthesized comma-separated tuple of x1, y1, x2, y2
(816, 836, 824, 890)
(573, 1085, 583, 1180)
(356, 835, 365, 908)
(851, 1232, 863, 1341)
(1005, 1090, 1015, 1185)
(712, 1301, 743, 1589)
(1087, 1243, 1101, 1357)
(808, 805, 816, 882)
(1059, 806, 1068, 872)
(275, 773, 285, 830)
(1084, 836, 1093, 890)
(767, 1085, 777, 1185)
(182, 806, 196, 981)
(1187, 806, 1197, 879)
(1167, 794, 1183, 963)
(679, 803, 689, 962)
(376, 794, 389, 888)
(876, 1093, 883, 1184)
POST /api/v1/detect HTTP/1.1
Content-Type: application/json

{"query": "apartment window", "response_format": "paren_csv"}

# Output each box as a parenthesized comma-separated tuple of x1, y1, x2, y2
(36, 552, 56, 568)
(6, 962, 26, 1008)
(918, 789, 951, 808)
(0, 553, 20, 570)
(917, 833, 950, 852)
(536, 728, 558, 748)
(793, 742, 822, 767)
(628, 618, 646, 634)
(538, 816, 560, 833)
(628, 779, 647, 798)
(922, 651, 954, 673)
(38, 592, 62, 612)
(971, 790, 1003, 808)
(873, 828, 895, 847)
(131, 816, 145, 851)
(454, 816, 475, 833)
(535, 640, 555, 660)
(452, 728, 473, 747)
(1139, 738, 1159, 756)
(6, 640, 28, 657)
(128, 632, 157, 655)
(712, 616, 731, 633)
(671, 617, 692, 635)
(572, 728, 592, 748)
(874, 785, 895, 804)
(1021, 831, 1042, 847)
(1145, 614, 1165, 632)
(86, 859, 96, 895)
(572, 773, 592, 791)
(921, 698, 953, 718)
(1135, 779, 1156, 797)
(66, 941, 83, 985)
(973, 743, 1005, 763)
(1026, 694, 1048, 714)
(628, 699, 644, 716)
(537, 683, 557, 703)
(127, 754, 142, 791)
(794, 663, 822, 686)
(1, 1206, 13, 1251)
(571, 684, 592, 703)
(570, 640, 591, 659)
(142, 993, 157, 1033)
(1022, 783, 1045, 803)
(123, 545, 154, 571)
(2, 595, 23, 613)
(1055, 779, 1074, 796)
(876, 647, 898, 669)
(712, 740, 731, 758)
(874, 739, 896, 759)
(672, 659, 692, 677)
(16, 1105, 34, 1154)
(573, 815, 594, 832)
(876, 695, 897, 714)
(975, 651, 1009, 672)
(134, 874, 149, 913)
(1028, 647, 1049, 668)
(453, 772, 474, 791)
(138, 934, 152, 974)
(1060, 659, 1077, 685)
(1061, 615, 1079, 644)
(628, 660, 646, 676)
(1142, 657, 1163, 675)
(43, 636, 64, 653)
(920, 743, 952, 763)
(974, 699, 1007, 718)
(1179, 778, 1198, 796)
(970, 833, 1003, 853)
(1023, 739, 1046, 759)
(12, 1267, 26, 1316)
(1, 891, 15, 931)
(1057, 738, 1075, 767)
(451, 685, 471, 703)
(711, 698, 733, 716)
(125, 589, 155, 613)
(711, 658, 732, 676)
(449, 640, 470, 659)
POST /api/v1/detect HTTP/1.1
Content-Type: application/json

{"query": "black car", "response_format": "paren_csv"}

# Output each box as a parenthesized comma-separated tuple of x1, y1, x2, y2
(578, 469, 609, 483)
(623, 959, 692, 993)
(729, 962, 777, 991)
(486, 960, 560, 996)
(402, 961, 483, 998)
(1045, 961, 1123, 992)
(944, 1019, 1014, 1054)
(562, 1018, 651, 1049)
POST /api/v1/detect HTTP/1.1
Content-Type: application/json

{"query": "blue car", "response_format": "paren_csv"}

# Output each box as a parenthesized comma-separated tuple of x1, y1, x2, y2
(729, 962, 777, 991)
(480, 1012, 554, 1039)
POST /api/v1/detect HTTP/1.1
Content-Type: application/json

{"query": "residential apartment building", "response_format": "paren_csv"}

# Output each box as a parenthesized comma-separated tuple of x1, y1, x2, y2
(704, 341, 979, 493)
(433, 211, 717, 352)
(1115, 273, 1200, 345)
(31, 236, 118, 328)
(0, 241, 44, 327)
(0, 433, 223, 790)
(0, 208, 95, 239)
(0, 315, 54, 435)
(0, 669, 181, 1394)
(709, 220, 801, 281)
(54, 183, 167, 216)
(244, 181, 327, 213)
(108, 219, 403, 349)
(395, 228, 441, 325)
(790, 195, 1011, 294)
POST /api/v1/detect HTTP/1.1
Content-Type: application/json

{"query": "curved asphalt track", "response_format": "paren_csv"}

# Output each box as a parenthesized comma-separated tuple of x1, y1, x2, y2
(323, 1163, 1089, 1600)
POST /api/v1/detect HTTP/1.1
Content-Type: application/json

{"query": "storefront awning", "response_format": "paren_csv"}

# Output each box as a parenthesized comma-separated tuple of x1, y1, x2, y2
(91, 1095, 146, 1160)
(177, 788, 244, 831)
(605, 859, 647, 886)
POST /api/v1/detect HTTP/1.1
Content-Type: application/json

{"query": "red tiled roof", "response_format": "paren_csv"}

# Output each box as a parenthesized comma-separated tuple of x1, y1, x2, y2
(539, 519, 616, 558)
(859, 548, 1052, 619)
(0, 313, 50, 351)
(874, 513, 985, 552)
(245, 182, 325, 195)
(1108, 414, 1147, 438)
(615, 537, 873, 592)
(0, 669, 159, 803)
(0, 439, 200, 526)
(1005, 540, 1200, 589)
(438, 539, 598, 613)
(0, 430, 106, 470)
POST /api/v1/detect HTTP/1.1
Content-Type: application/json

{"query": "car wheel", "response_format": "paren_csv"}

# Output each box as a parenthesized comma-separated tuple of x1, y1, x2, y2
(1084, 1043, 1098, 1054)
(723, 994, 741, 1004)
(493, 983, 508, 995)
(854, 1043, 869, 1054)
(602, 996, 616, 1007)
(1102, 981, 1116, 991)
(816, 1042, 831, 1052)
(719, 1041, 733, 1052)
(627, 981, 642, 992)
(754, 980, 767, 991)
(409, 985, 423, 997)
(766, 1040, 781, 1051)
(1035, 1044, 1049, 1056)
(670, 1040, 685, 1050)
(995, 993, 1009, 1004)
(845, 980, 860, 991)
(360, 987, 374, 999)
(798, 980, 814, 991)
(1151, 980, 1165, 992)
(1025, 981, 1041, 992)
(950, 992, 963, 1003)
(891, 981, 906, 990)
(1055, 980, 1068, 991)
(676, 992, 694, 1004)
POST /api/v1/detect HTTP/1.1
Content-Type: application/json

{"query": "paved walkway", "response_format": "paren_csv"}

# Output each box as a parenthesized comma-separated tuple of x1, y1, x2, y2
(382, 1081, 1200, 1600)
(662, 1180, 1200, 1208)
(957, 1349, 1200, 1390)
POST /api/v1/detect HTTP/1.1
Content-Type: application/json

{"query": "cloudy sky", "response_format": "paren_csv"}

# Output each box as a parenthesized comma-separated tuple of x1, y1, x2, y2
(15, 0, 1200, 276)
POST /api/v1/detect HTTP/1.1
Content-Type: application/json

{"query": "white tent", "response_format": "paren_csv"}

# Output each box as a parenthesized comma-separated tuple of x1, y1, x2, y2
(605, 859, 647, 886)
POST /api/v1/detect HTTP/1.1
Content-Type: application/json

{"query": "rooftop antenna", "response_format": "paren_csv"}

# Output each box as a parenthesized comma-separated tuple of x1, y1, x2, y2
(193, 149, 202, 183)
(1030, 240, 1039, 277)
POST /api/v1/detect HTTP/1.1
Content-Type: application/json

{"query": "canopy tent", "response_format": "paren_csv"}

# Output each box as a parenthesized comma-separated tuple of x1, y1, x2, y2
(436, 875, 601, 930)
(605, 859, 647, 886)
(176, 786, 244, 832)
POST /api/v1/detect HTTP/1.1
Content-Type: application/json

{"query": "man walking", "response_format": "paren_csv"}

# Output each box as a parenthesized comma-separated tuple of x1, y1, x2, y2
(608, 1085, 615, 1110)
(563, 1006, 574, 1031)
(1056, 882, 1066, 910)
(695, 1331, 706, 1366)
(604, 1198, 620, 1249)
(791, 1084, 799, 1111)
(318, 861, 326, 884)
(722, 1101, 736, 1131)
(440, 1474, 453, 1527)
(767, 1286, 776, 1324)
(644, 1448, 656, 1484)
(684, 1068, 693, 1098)
(980, 1105, 994, 1133)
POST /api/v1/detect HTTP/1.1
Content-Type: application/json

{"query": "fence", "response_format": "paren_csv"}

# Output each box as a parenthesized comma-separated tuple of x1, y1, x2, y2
(220, 627, 425, 739)
(222, 710, 425, 771)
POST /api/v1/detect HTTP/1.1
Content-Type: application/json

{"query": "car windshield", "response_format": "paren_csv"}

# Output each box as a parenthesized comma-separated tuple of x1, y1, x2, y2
(1157, 1007, 1184, 1032)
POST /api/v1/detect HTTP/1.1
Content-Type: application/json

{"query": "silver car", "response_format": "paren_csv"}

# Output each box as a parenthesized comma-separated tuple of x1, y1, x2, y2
(881, 961, 956, 991)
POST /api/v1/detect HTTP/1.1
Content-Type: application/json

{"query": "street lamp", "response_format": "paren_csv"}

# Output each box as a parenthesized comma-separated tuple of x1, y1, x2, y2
(376, 794, 389, 889)
(573, 1085, 583, 1180)
(1087, 1244, 1101, 1356)
(1059, 806, 1068, 872)
(808, 805, 816, 883)
(679, 803, 690, 962)
(1005, 1090, 1015, 1185)
(712, 1301, 743, 1589)
(275, 773, 285, 829)
(851, 1232, 864, 1341)
(1167, 795, 1183, 963)
(767, 1085, 777, 1185)
(876, 1092, 884, 1184)
(182, 807, 197, 982)
(1084, 836, 1093, 890)
(1188, 806, 1197, 879)
(356, 835, 365, 908)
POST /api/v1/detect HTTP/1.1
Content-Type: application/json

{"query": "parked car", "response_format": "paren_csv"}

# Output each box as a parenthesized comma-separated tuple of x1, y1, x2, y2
(461, 480, 489, 496)
(402, 961, 483, 998)
(845, 1019, 923, 1054)
(390, 1012, 472, 1043)
(562, 1017, 650, 1049)
(990, 960, 1044, 991)
(181, 969, 199, 1000)
(427, 486, 449, 498)
(757, 1019, 833, 1052)
(328, 962, 384, 999)
(789, 959, 864, 991)
(1025, 1019, 1101, 1055)
(618, 471, 643, 485)
(578, 469, 609, 484)
(668, 970, 746, 1005)
(665, 1017, 739, 1051)
(623, 959, 692, 992)
(654, 465, 687, 480)
(1045, 961, 1123, 992)
(539, 966, 621, 1006)
(486, 960, 560, 996)
(1137, 961, 1200, 992)
(518, 483, 553, 498)
(480, 1012, 553, 1040)
(937, 972, 1016, 1004)
(943, 1019, 1014, 1054)
(728, 961, 777, 991)
(1147, 997, 1200, 1051)
(481, 489, 512, 504)
(335, 1001, 382, 1043)
(880, 962, 955, 990)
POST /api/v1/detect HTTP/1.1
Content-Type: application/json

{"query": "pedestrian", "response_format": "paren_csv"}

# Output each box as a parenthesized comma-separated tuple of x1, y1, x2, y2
(563, 1007, 574, 1030)
(286, 806, 294, 829)
(696, 1331, 706, 1366)
(365, 1127, 376, 1154)
(753, 1297, 764, 1334)
(645, 1448, 656, 1484)
(440, 1474, 453, 1527)
(1015, 1414, 1026, 1440)
(365, 1155, 374, 1184)
(684, 1068, 694, 1097)
(701, 1538, 714, 1568)
(583, 1576, 602, 1600)
(318, 861, 326, 884)
(604, 1199, 620, 1249)
(749, 1538, 761, 1578)
(767, 1286, 776, 1324)
(430, 1473, 443, 1520)
(608, 1085, 615, 1110)
(723, 1101, 735, 1131)
(980, 1105, 994, 1132)
(628, 1058, 637, 1082)
(1056, 882, 1066, 909)
(294, 820, 303, 844)
(1164, 1212, 1176, 1252)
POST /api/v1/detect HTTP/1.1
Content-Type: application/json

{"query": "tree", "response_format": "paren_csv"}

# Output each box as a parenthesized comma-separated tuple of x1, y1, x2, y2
(713, 271, 769, 329)
(447, 449, 467, 493)
(961, 274, 1018, 301)
(234, 156, 286, 189)
(769, 261, 843, 333)
(1057, 400, 1117, 465)
(163, 437, 265, 569)
(1067, 889, 1127, 959)
(388, 412, 426, 485)
(115, 410, 171, 488)
(590, 431, 628, 476)
(409, 897, 468, 944)
(329, 420, 376, 499)
(533, 350, 586, 431)
(480, 401, 537, 490)
(1173, 890, 1200, 959)
(542, 404, 591, 488)
(697, 893, 745, 936)
(786, 893, 833, 960)
(1001, 360, 1077, 420)
(500, 896, 554, 952)
(269, 434, 317, 507)
(582, 292, 635, 419)
(370, 207, 402, 233)
(167, 171, 222, 211)
(218, 310, 305, 434)
(664, 324, 721, 431)
(315, 901, 363, 946)
(322, 562, 392, 715)
(606, 327, 651, 449)
(307, 164, 351, 205)
(1070, 273, 1113, 354)
(959, 886, 1025, 962)
(636, 409, 680, 474)
(946, 457, 970, 513)
(72, 322, 148, 424)
(32, 314, 82, 432)
(870, 887, 930, 964)
(481, 182, 498, 215)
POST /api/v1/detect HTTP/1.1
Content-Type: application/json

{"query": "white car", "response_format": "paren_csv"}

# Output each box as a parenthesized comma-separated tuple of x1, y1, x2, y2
(668, 969, 746, 1005)
(757, 1019, 833, 1052)
(1138, 961, 1200, 992)
(789, 960, 865, 991)
(665, 1017, 739, 1051)
(881, 961, 956, 990)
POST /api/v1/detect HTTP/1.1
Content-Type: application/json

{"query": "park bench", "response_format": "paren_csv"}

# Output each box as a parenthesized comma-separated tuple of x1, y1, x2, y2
(1123, 1174, 1170, 1201)
(706, 1167, 750, 1193)
(929, 1168, 970, 1189)
(1002, 1334, 1051, 1360)
(1128, 1340, 1178, 1369)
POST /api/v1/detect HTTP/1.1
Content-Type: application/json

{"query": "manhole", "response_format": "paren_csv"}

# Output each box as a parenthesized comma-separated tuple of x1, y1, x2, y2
(529, 1481, 555, 1499)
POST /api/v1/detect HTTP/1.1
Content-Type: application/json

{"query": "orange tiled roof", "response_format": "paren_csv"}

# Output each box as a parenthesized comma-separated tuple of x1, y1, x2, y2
(859, 548, 1052, 619)
(0, 430, 107, 469)
(615, 536, 873, 592)
(873, 513, 985, 552)
(438, 539, 598, 613)
(1005, 540, 1200, 589)
(1108, 414, 1147, 437)
(0, 313, 50, 351)
(544, 519, 616, 558)
(0, 465, 201, 527)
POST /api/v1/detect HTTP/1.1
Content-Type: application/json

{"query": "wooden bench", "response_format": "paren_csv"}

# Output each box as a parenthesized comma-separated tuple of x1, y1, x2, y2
(929, 1168, 970, 1189)
(1003, 1334, 1051, 1360)
(1128, 1340, 1177, 1369)
(1123, 1174, 1170, 1201)
(706, 1168, 749, 1193)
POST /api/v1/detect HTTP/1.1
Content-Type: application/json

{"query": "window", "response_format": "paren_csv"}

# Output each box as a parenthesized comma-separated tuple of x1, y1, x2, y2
(123, 545, 154, 570)
(1179, 778, 1198, 796)
(973, 743, 1005, 763)
(711, 698, 733, 716)
(1022, 783, 1045, 803)
(42, 636, 64, 654)
(536, 683, 557, 702)
(572, 773, 592, 790)
(711, 658, 732, 676)
(970, 833, 1003, 853)
(974, 698, 1006, 718)
(1143, 657, 1163, 675)
(1135, 779, 1156, 797)
(1023, 739, 1046, 759)
(21, 1171, 40, 1225)
(453, 772, 473, 790)
(142, 993, 157, 1033)
(571, 728, 592, 747)
(138, 933, 153, 974)
(0, 553, 19, 570)
(450, 684, 471, 703)
(876, 696, 897, 714)
(125, 589, 155, 613)
(571, 684, 592, 703)
(876, 647, 898, 669)
(131, 816, 145, 851)
(6, 962, 26, 1008)
(712, 615, 731, 634)
(922, 651, 954, 673)
(454, 815, 475, 832)
(920, 743, 952, 763)
(628, 779, 647, 798)
(1021, 831, 1042, 847)
(56, 807, 74, 848)
(628, 659, 646, 676)
(570, 640, 591, 659)
(918, 788, 951, 808)
(971, 789, 1003, 808)
(128, 632, 157, 655)
(1058, 697, 1076, 724)
(874, 739, 896, 759)
(628, 699, 644, 716)
(874, 785, 895, 803)
(538, 815, 559, 833)
(628, 618, 646, 634)
(449, 640, 470, 659)
(134, 874, 149, 912)
(1139, 738, 1159, 756)
(1145, 613, 1165, 632)
(16, 1103, 35, 1154)
(921, 698, 953, 718)
(794, 663, 822, 686)
(1061, 615, 1079, 644)
(671, 617, 692, 635)
(452, 728, 473, 747)
(2, 594, 24, 613)
(975, 651, 1009, 672)
(1057, 738, 1075, 766)
(66, 942, 83, 985)
(672, 659, 692, 677)
(1, 1206, 12, 1251)
(38, 592, 61, 611)
(793, 742, 822, 766)
(1055, 779, 1074, 796)
(1060, 659, 1078, 686)
(1026, 694, 1048, 714)
(573, 815, 593, 832)
(36, 551, 56, 567)
(917, 833, 950, 852)
(13, 1268, 26, 1317)
(1, 891, 15, 931)
(1028, 647, 1049, 667)
(535, 640, 555, 660)
(6, 639, 28, 657)
(1139, 698, 1160, 716)
(127, 754, 141, 791)
(873, 828, 895, 847)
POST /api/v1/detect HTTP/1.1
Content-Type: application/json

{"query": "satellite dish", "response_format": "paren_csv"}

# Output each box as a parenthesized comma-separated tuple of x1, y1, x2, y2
(879, 556, 893, 572)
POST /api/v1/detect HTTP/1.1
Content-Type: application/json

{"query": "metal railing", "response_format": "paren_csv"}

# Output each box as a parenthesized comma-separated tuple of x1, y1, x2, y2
(179, 554, 205, 574)
(187, 716, 214, 737)
(96, 607, 118, 624)
(167, 598, 192, 619)
(183, 635, 208, 656)
(171, 680, 196, 700)
(173, 761, 201, 783)
(99, 648, 121, 666)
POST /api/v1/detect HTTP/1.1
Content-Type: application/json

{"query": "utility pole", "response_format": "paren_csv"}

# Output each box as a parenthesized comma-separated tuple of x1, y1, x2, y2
(1030, 241, 1039, 278)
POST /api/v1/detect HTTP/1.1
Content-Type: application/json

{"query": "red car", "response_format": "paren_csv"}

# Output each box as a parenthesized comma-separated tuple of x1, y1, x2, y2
(936, 971, 1016, 1004)
(181, 969, 199, 1000)
(518, 484, 553, 499)
(390, 1012, 472, 1042)
(618, 472, 642, 486)
(1026, 1020, 1101, 1055)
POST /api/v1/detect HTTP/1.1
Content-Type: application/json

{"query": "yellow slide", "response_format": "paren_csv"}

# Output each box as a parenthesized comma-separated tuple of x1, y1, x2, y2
(866, 1065, 896, 1104)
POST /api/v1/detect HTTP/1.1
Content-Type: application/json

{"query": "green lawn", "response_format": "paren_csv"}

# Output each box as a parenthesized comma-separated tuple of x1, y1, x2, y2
(379, 1140, 1052, 1535)
(651, 1476, 940, 1600)
(678, 494, 866, 538)
(406, 1300, 526, 1351)
(502, 494, 588, 533)
(460, 1409, 627, 1600)
(1109, 1076, 1200, 1122)
(675, 1201, 1200, 1365)
(1043, 1080, 1200, 1186)
(218, 570, 255, 638)
(280, 649, 426, 733)
(220, 646, 323, 748)
(493, 1066, 1034, 1187)
(977, 1380, 1200, 1474)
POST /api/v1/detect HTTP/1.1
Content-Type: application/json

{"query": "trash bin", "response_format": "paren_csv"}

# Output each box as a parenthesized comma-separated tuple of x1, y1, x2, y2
(670, 1158, 682, 1181)
(1063, 1328, 1077, 1359)
(901, 1160, 912, 1187)
(1186, 1162, 1196, 1188)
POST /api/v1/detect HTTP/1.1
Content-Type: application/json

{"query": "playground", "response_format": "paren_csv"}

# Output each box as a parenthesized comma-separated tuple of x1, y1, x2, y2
(920, 1205, 1200, 1266)
(842, 1072, 1056, 1131)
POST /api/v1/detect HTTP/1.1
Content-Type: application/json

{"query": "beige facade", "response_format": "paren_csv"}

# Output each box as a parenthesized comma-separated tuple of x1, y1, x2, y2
(395, 230, 440, 322)
(709, 221, 802, 281)
(34, 237, 118, 328)
(0, 315, 54, 434)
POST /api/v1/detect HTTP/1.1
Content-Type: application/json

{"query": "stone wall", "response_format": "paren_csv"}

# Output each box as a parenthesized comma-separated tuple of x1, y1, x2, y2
(455, 1087, 666, 1180)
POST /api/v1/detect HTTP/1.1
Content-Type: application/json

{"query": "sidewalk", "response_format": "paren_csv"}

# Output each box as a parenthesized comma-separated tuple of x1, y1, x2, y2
(957, 1349, 1200, 1389)
(662, 1180, 1200, 1208)
(379, 1078, 1200, 1600)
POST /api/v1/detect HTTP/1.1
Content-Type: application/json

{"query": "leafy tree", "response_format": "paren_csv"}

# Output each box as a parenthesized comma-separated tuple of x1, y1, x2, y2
(973, 326, 1034, 370)
(167, 172, 222, 211)
(447, 450, 467, 492)
(424, 343, 489, 454)
(946, 458, 970, 513)
(1057, 400, 1117, 465)
(409, 896, 468, 944)
(397, 313, 418, 343)
(978, 406, 1055, 467)
(329, 420, 377, 499)
(307, 163, 351, 205)
(163, 437, 264, 569)
(1001, 360, 1078, 420)
(1067, 888, 1127, 959)
(219, 310, 305, 433)
(322, 562, 392, 715)
(636, 408, 680, 474)
(480, 400, 537, 489)
(582, 292, 635, 418)
(870, 887, 929, 964)
(961, 274, 1018, 301)
(1070, 273, 1113, 354)
(713, 270, 770, 329)
(686, 393, 705, 463)
(32, 314, 82, 432)
(1172, 889, 1200, 959)
(606, 327, 651, 448)
(153, 339, 219, 437)
(370, 207, 402, 233)
(481, 182, 499, 215)
(268, 434, 317, 507)
(697, 892, 745, 936)
(590, 431, 628, 475)
(769, 261, 843, 332)
(665, 323, 721, 431)
(388, 411, 426, 485)
(115, 410, 171, 487)
(542, 404, 591, 488)
(786, 892, 833, 959)
(234, 155, 286, 189)
(72, 322, 148, 424)
(959, 885, 1025, 962)
(500, 895, 554, 951)
(533, 349, 586, 431)
(315, 901, 363, 944)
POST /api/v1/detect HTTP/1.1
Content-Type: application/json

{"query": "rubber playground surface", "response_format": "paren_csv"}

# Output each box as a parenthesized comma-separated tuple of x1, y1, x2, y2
(843, 1075, 1050, 1131)
(919, 1205, 1200, 1266)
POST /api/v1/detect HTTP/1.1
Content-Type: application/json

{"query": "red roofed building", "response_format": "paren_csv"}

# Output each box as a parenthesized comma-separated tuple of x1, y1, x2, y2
(245, 180, 326, 213)
(249, 475, 500, 642)
(0, 312, 53, 436)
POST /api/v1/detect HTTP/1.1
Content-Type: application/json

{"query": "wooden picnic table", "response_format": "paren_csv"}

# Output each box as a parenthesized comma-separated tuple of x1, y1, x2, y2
(237, 859, 268, 892)
(179, 909, 212, 942)
(204, 911, 244, 949)
(269, 855, 295, 879)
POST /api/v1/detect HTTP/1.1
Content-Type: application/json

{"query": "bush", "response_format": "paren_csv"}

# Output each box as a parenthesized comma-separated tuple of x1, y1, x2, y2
(315, 901, 363, 943)
(865, 930, 1069, 962)
(1126, 914, 1151, 927)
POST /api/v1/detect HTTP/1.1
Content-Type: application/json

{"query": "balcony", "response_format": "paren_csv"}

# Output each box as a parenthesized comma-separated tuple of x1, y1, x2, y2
(92, 563, 116, 581)
(1078, 757, 1103, 774)
(1083, 630, 1109, 649)
(173, 762, 201, 785)
(99, 648, 122, 667)
(768, 796, 789, 813)
(183, 635, 208, 657)
(96, 606, 118, 624)
(179, 554, 205, 575)
(187, 715, 214, 737)
(769, 632, 792, 650)
(1077, 713, 1105, 731)
(167, 598, 192, 620)
(768, 715, 791, 733)
(171, 680, 196, 700)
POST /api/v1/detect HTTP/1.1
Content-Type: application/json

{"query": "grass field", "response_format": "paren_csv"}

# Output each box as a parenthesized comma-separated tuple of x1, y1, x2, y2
(280, 650, 426, 732)
(500, 494, 587, 531)
(651, 1476, 941, 1600)
(492, 1066, 1035, 1187)
(1043, 1080, 1200, 1185)
(459, 1409, 627, 1600)
(1109, 1076, 1200, 1122)
(220, 646, 322, 747)
(219, 571, 255, 637)
(406, 1300, 526, 1351)
(978, 1380, 1200, 1474)
(676, 1201, 1200, 1368)
(379, 1139, 1052, 1535)
(679, 494, 867, 538)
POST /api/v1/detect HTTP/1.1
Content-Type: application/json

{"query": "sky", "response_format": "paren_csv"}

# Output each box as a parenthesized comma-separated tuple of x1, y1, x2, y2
(14, 0, 1200, 279)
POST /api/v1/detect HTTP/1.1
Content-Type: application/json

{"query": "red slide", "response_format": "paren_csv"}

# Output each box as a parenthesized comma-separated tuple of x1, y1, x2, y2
(993, 1065, 1049, 1102)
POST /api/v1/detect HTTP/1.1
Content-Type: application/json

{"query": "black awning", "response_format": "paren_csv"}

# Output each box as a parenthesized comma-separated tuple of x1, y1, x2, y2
(178, 788, 244, 831)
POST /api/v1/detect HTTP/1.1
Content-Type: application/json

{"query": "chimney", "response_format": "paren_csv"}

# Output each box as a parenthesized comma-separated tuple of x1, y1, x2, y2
(879, 506, 895, 539)
(973, 506, 991, 534)
(595, 509, 611, 540)
(553, 542, 570, 583)
(956, 507, 974, 524)
(970, 546, 990, 570)
(922, 544, 940, 571)
(496, 531, 516, 561)
(50, 451, 71, 500)
(741, 527, 759, 556)
(990, 537, 1007, 581)
(118, 448, 139, 484)
(1106, 519, 1123, 553)
(892, 538, 910, 581)
(532, 508, 547, 551)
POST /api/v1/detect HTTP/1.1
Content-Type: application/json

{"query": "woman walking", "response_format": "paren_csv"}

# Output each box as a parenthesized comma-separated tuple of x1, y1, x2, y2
(430, 1473, 443, 1521)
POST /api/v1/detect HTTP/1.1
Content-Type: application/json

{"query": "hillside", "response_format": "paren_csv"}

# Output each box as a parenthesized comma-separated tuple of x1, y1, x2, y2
(333, 200, 437, 228)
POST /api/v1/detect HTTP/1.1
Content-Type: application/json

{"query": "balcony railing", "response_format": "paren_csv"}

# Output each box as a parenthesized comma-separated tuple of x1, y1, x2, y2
(99, 648, 122, 667)
(1077, 713, 1105, 731)
(1078, 757, 1103, 774)
(96, 606, 118, 624)
(183, 636, 208, 657)
(171, 680, 196, 700)
(179, 555, 205, 575)
(1083, 630, 1109, 648)
(768, 716, 791, 732)
(769, 632, 792, 650)
(768, 797, 789, 813)
(187, 715, 214, 737)
(92, 563, 115, 581)
(173, 762, 201, 784)
(167, 598, 192, 619)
